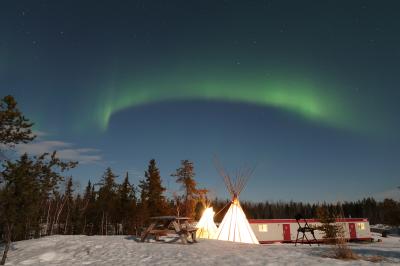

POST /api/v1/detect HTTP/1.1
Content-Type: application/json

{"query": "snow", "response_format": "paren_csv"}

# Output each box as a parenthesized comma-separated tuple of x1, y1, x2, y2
(3, 233, 400, 265)
(371, 224, 400, 235)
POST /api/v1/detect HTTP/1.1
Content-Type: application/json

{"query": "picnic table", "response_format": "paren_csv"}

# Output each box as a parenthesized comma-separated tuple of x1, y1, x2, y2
(140, 216, 198, 244)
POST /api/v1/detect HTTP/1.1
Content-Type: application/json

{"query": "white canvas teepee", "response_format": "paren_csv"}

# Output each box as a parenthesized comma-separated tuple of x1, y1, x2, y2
(196, 207, 218, 239)
(213, 164, 259, 244)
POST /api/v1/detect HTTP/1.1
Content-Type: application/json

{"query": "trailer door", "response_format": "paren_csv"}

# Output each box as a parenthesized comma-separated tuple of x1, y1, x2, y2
(348, 223, 356, 239)
(283, 224, 291, 241)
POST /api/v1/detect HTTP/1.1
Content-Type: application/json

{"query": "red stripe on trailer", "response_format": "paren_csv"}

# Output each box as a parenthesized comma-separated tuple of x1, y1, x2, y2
(259, 240, 291, 244)
(248, 218, 368, 224)
(353, 237, 373, 241)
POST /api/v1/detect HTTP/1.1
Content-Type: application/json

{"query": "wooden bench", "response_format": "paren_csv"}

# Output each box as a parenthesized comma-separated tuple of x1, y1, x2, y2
(141, 216, 198, 244)
(172, 222, 198, 244)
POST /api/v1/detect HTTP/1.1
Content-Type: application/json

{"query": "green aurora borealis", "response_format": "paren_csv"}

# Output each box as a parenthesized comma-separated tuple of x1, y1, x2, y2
(90, 69, 355, 133)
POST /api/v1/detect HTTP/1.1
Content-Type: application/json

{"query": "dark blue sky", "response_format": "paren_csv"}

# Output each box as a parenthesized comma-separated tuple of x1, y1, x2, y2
(1, 0, 400, 202)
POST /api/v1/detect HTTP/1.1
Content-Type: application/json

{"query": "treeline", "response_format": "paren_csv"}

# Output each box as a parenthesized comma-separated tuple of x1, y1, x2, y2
(210, 198, 400, 226)
(3, 160, 399, 241)
(240, 198, 400, 225)
(0, 157, 206, 239)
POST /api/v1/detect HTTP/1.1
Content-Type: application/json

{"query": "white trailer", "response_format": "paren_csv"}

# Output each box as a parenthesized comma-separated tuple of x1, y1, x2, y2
(249, 218, 371, 244)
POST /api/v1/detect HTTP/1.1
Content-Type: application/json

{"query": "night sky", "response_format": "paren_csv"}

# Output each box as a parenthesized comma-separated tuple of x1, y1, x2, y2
(1, 0, 400, 202)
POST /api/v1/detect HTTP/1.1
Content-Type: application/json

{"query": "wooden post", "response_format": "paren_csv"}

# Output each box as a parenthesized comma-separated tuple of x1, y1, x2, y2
(141, 222, 156, 242)
(191, 230, 197, 243)
(172, 221, 187, 244)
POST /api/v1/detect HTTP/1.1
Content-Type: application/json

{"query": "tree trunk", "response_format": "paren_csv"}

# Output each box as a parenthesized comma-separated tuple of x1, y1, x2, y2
(82, 216, 87, 235)
(53, 197, 67, 234)
(45, 200, 52, 235)
(101, 211, 104, 235)
(0, 239, 10, 266)
(1, 224, 13, 266)
(50, 200, 60, 235)
(25, 221, 30, 240)
(105, 215, 108, 235)
(64, 207, 70, 235)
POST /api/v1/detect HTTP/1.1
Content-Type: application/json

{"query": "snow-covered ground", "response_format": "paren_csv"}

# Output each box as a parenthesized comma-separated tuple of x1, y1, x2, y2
(3, 233, 400, 265)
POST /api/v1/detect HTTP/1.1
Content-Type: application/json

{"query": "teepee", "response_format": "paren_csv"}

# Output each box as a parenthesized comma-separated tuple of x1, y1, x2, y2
(213, 163, 259, 244)
(196, 207, 218, 239)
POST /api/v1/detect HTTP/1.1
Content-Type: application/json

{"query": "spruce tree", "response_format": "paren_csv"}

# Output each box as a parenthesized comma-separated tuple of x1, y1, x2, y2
(0, 95, 34, 145)
(117, 172, 136, 234)
(81, 180, 93, 234)
(171, 160, 199, 219)
(316, 205, 340, 244)
(70, 194, 82, 234)
(97, 168, 118, 235)
(0, 153, 76, 265)
(138, 178, 150, 227)
(0, 94, 35, 265)
(141, 159, 168, 220)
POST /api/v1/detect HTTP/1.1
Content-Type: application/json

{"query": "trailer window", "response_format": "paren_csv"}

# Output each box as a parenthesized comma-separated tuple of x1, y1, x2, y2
(357, 223, 365, 230)
(258, 224, 268, 232)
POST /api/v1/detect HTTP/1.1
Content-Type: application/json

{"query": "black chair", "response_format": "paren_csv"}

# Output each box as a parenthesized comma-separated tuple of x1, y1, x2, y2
(295, 214, 319, 246)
